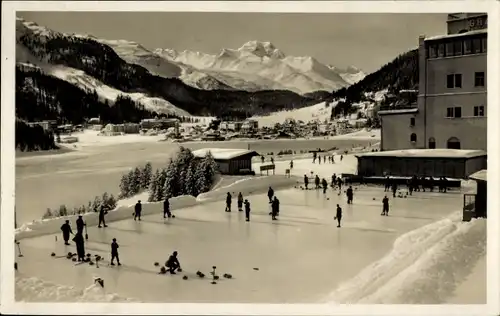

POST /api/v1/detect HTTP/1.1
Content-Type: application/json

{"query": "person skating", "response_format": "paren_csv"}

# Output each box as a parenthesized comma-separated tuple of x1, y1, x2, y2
(244, 199, 251, 222)
(381, 195, 389, 216)
(60, 220, 73, 245)
(384, 176, 391, 192)
(304, 174, 309, 190)
(340, 155, 343, 162)
(331, 173, 337, 188)
(225, 192, 232, 212)
(261, 156, 265, 164)
(76, 215, 86, 235)
(312, 152, 317, 164)
(334, 204, 342, 227)
(323, 156, 326, 164)
(271, 196, 280, 220)
(337, 177, 343, 192)
(72, 232, 85, 262)
(163, 197, 172, 218)
(165, 251, 181, 274)
(346, 186, 353, 204)
(318, 155, 321, 164)
(267, 186, 274, 203)
(322, 178, 328, 194)
(407, 178, 414, 196)
(428, 176, 435, 192)
(289, 160, 294, 170)
(134, 200, 142, 221)
(391, 182, 398, 198)
(110, 238, 121, 266)
(315, 175, 320, 190)
(237, 192, 244, 211)
(98, 205, 108, 228)
(271, 157, 275, 164)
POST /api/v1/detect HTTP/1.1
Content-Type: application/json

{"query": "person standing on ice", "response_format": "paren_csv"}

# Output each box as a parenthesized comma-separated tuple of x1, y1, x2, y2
(76, 215, 86, 235)
(331, 173, 337, 188)
(304, 174, 309, 190)
(289, 160, 294, 170)
(134, 200, 142, 221)
(318, 155, 321, 164)
(271, 157, 275, 165)
(271, 196, 280, 220)
(163, 197, 171, 218)
(237, 192, 244, 211)
(340, 155, 343, 162)
(315, 175, 320, 189)
(312, 152, 317, 164)
(225, 192, 232, 212)
(321, 178, 328, 194)
(110, 238, 121, 266)
(60, 220, 73, 245)
(261, 156, 265, 164)
(346, 186, 353, 204)
(98, 205, 108, 228)
(381, 195, 389, 216)
(72, 232, 85, 262)
(334, 204, 342, 228)
(166, 251, 181, 274)
(267, 186, 274, 203)
(384, 176, 391, 192)
(323, 156, 326, 164)
(337, 177, 343, 192)
(244, 199, 251, 222)
(391, 182, 398, 198)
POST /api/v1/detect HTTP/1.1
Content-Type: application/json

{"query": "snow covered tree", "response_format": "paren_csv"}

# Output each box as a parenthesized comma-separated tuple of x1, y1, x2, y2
(162, 161, 178, 199)
(141, 162, 153, 189)
(118, 172, 131, 198)
(91, 195, 102, 212)
(126, 170, 136, 197)
(197, 151, 218, 193)
(184, 160, 199, 196)
(148, 169, 160, 202)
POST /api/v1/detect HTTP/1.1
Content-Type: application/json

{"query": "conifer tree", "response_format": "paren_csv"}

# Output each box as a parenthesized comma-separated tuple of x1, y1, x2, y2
(133, 167, 142, 193)
(141, 162, 153, 189)
(148, 169, 160, 202)
(162, 161, 178, 199)
(119, 172, 131, 198)
(184, 160, 199, 196)
(126, 170, 136, 197)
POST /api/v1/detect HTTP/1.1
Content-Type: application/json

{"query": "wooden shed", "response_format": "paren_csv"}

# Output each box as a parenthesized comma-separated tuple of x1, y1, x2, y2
(192, 148, 259, 175)
(463, 169, 487, 221)
(356, 149, 486, 179)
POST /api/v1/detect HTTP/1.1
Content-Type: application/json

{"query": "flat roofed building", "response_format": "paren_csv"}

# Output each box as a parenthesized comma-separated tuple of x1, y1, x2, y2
(380, 13, 487, 151)
(192, 148, 259, 175)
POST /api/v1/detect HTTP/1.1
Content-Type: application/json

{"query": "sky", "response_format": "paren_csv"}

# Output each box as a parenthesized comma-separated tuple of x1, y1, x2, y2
(17, 12, 447, 74)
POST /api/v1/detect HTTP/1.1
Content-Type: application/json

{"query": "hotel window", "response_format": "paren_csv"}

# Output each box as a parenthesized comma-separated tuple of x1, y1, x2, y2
(437, 43, 445, 57)
(446, 107, 462, 118)
(474, 72, 485, 87)
(428, 137, 436, 149)
(473, 38, 482, 54)
(453, 40, 463, 55)
(410, 133, 417, 143)
(410, 117, 415, 126)
(464, 39, 472, 54)
(429, 45, 438, 58)
(447, 74, 462, 88)
(445, 42, 454, 57)
(482, 37, 487, 52)
(474, 106, 485, 117)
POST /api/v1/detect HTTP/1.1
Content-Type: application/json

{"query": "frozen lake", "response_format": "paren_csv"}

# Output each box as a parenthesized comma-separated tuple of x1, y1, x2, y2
(15, 182, 485, 304)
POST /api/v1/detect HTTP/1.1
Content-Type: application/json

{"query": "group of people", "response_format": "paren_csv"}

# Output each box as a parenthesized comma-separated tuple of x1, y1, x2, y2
(60, 216, 120, 265)
(312, 152, 343, 164)
(385, 175, 449, 197)
(225, 192, 252, 221)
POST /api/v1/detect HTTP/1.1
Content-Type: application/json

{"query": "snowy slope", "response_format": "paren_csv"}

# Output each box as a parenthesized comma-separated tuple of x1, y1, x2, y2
(252, 101, 335, 127)
(154, 41, 366, 94)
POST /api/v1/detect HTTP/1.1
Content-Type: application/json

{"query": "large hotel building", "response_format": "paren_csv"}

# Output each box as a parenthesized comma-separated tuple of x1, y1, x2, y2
(379, 13, 487, 151)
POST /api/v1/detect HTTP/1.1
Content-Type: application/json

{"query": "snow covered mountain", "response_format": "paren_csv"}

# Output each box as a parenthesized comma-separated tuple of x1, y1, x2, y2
(154, 41, 366, 94)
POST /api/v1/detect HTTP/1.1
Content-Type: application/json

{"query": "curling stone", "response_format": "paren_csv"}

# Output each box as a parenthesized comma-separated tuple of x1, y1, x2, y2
(89, 261, 95, 266)
(404, 196, 407, 198)
(160, 266, 167, 274)
(154, 262, 159, 266)
(96, 255, 101, 261)
(172, 215, 176, 218)
(72, 258, 77, 262)
(326, 198, 330, 200)
(67, 254, 73, 259)
(214, 275, 220, 280)
(372, 198, 376, 200)
(182, 276, 188, 280)
(223, 273, 232, 279)
(85, 258, 91, 262)
(67, 252, 73, 257)
(51, 252, 56, 257)
(86, 253, 91, 257)
(253, 267, 259, 271)
(178, 268, 183, 272)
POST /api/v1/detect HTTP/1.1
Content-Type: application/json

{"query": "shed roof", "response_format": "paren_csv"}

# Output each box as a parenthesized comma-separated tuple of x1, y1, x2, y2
(356, 149, 486, 159)
(469, 169, 487, 182)
(425, 29, 487, 41)
(192, 148, 259, 160)
(378, 108, 418, 115)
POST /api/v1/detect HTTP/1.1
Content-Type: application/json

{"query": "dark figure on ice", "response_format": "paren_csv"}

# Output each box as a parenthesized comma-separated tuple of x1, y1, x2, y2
(163, 197, 172, 218)
(60, 220, 73, 245)
(225, 192, 232, 212)
(313, 152, 317, 164)
(134, 200, 142, 221)
(346, 186, 353, 204)
(98, 205, 108, 228)
(76, 215, 86, 235)
(166, 251, 181, 274)
(290, 160, 294, 170)
(412, 175, 420, 192)
(110, 238, 121, 266)
(322, 178, 328, 194)
(391, 182, 398, 198)
(407, 179, 413, 196)
(334, 204, 342, 227)
(271, 196, 280, 220)
(318, 155, 321, 164)
(304, 174, 309, 190)
(268, 186, 274, 203)
(331, 174, 337, 188)
(72, 232, 85, 262)
(384, 176, 391, 192)
(244, 199, 251, 222)
(420, 176, 426, 192)
(237, 192, 244, 211)
(323, 156, 326, 163)
(382, 195, 389, 216)
(428, 176, 435, 192)
(340, 155, 343, 162)
(439, 177, 448, 193)
(337, 177, 343, 192)
(271, 157, 275, 164)
(261, 156, 265, 164)
(315, 175, 320, 189)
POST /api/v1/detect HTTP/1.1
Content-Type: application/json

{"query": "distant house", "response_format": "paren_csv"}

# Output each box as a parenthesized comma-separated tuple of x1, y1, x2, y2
(192, 148, 259, 175)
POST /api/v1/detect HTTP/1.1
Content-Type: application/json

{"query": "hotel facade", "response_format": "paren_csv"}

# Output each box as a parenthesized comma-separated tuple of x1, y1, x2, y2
(380, 13, 487, 151)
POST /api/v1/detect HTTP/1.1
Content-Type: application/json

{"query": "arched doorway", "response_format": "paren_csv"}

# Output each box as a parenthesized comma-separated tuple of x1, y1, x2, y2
(410, 133, 417, 143)
(447, 137, 461, 149)
(428, 137, 436, 149)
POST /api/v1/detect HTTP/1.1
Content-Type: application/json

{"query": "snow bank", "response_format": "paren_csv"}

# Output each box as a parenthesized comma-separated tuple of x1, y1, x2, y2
(16, 276, 137, 302)
(324, 212, 486, 304)
(57, 130, 166, 151)
(196, 175, 299, 202)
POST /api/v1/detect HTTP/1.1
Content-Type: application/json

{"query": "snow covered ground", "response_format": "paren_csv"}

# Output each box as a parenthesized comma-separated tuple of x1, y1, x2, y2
(252, 101, 334, 127)
(13, 158, 486, 304)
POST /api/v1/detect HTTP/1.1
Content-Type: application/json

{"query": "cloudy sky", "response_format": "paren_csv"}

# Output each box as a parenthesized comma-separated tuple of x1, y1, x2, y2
(18, 12, 447, 73)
